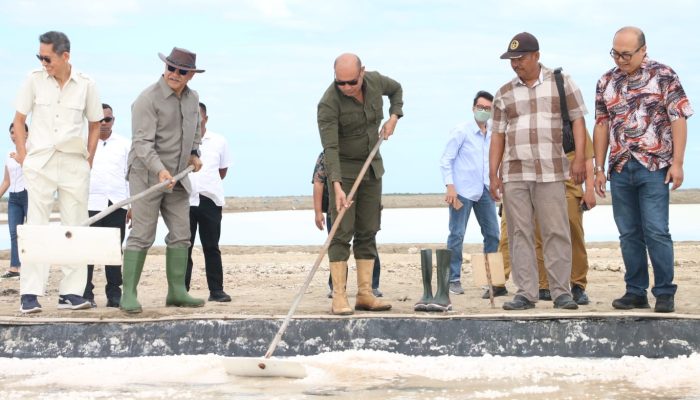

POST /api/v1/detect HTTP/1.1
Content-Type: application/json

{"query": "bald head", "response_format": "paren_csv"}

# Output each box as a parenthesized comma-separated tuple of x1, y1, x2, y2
(614, 26, 646, 48)
(333, 53, 365, 97)
(334, 53, 362, 72)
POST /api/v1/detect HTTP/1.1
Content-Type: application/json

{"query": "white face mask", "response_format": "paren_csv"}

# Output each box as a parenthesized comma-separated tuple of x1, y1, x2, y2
(474, 110, 491, 122)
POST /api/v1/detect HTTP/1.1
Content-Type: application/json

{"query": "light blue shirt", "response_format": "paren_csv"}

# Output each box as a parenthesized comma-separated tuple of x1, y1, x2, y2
(440, 119, 491, 202)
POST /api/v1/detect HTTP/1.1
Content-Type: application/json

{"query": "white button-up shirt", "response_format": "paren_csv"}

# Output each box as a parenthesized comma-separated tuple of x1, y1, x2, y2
(5, 152, 26, 193)
(88, 133, 130, 211)
(440, 120, 491, 202)
(14, 68, 103, 168)
(189, 131, 231, 207)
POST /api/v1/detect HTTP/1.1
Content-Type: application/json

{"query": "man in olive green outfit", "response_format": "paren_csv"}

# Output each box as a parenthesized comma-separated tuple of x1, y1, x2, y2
(120, 47, 205, 313)
(317, 53, 403, 315)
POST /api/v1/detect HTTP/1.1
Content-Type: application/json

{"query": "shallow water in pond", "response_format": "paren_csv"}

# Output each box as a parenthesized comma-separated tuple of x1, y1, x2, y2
(1, 350, 700, 399)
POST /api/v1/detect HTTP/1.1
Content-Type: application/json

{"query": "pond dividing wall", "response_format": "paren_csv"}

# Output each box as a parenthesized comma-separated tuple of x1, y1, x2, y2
(2, 314, 699, 358)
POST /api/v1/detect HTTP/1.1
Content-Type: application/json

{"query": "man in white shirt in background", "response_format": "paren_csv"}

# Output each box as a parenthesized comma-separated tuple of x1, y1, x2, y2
(441, 90, 500, 296)
(186, 102, 232, 302)
(83, 103, 131, 308)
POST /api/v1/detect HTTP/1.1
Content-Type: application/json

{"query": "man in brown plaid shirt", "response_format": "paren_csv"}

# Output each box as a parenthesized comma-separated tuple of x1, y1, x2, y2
(489, 32, 588, 310)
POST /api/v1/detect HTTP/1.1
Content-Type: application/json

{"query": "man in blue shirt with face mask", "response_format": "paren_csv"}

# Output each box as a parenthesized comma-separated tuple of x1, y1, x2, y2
(440, 90, 501, 296)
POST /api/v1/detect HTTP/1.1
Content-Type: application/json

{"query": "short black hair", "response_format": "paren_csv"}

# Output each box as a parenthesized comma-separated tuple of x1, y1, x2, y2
(39, 31, 70, 55)
(473, 90, 494, 106)
(102, 103, 112, 111)
(199, 102, 207, 114)
(9, 122, 29, 133)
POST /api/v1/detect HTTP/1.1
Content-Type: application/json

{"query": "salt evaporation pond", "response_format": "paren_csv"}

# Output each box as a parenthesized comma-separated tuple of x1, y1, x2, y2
(1, 350, 699, 399)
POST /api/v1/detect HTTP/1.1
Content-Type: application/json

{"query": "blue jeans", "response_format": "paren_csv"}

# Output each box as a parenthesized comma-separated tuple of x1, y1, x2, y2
(610, 158, 676, 297)
(8, 190, 28, 267)
(446, 186, 500, 282)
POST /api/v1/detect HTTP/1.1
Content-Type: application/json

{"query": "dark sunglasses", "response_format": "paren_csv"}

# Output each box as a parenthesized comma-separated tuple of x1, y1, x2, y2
(36, 54, 52, 64)
(100, 117, 114, 123)
(167, 65, 190, 76)
(335, 78, 359, 86)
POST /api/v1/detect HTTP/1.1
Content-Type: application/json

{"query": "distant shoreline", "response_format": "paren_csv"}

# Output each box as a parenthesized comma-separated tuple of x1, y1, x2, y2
(221, 189, 700, 213)
(1, 189, 699, 214)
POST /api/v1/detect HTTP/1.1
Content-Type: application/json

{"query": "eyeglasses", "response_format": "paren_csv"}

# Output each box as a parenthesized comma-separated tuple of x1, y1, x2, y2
(475, 105, 492, 112)
(610, 45, 644, 61)
(100, 117, 114, 123)
(167, 65, 190, 76)
(335, 78, 359, 86)
(36, 54, 52, 64)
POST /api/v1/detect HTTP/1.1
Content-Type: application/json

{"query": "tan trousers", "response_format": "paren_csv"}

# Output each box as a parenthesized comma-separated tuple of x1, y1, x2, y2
(20, 152, 90, 296)
(499, 193, 589, 290)
(502, 181, 572, 302)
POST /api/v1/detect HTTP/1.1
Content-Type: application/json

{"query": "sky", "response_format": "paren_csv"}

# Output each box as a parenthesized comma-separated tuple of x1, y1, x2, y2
(0, 0, 698, 197)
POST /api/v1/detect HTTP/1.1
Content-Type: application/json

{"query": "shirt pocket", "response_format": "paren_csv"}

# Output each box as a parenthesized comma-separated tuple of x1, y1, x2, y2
(63, 101, 86, 126)
(368, 101, 384, 123)
(339, 111, 365, 136)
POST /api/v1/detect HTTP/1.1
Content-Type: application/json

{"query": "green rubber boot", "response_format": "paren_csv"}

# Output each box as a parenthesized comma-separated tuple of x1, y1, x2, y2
(414, 249, 434, 311)
(165, 247, 205, 307)
(428, 249, 452, 311)
(120, 249, 147, 313)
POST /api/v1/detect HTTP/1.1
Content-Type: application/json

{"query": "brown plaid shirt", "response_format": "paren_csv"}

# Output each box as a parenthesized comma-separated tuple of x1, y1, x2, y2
(492, 65, 587, 183)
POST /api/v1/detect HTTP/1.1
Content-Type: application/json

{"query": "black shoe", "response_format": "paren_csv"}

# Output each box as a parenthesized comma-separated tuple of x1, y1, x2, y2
(87, 299, 97, 308)
(208, 290, 232, 302)
(20, 294, 42, 314)
(502, 295, 535, 311)
(654, 294, 675, 313)
(106, 297, 121, 308)
(1, 271, 20, 279)
(538, 289, 552, 301)
(481, 286, 508, 299)
(372, 288, 383, 297)
(553, 294, 579, 310)
(612, 293, 650, 310)
(571, 285, 590, 305)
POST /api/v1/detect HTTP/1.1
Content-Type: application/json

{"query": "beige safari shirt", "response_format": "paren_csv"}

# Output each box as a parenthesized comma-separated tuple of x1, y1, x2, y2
(15, 68, 103, 168)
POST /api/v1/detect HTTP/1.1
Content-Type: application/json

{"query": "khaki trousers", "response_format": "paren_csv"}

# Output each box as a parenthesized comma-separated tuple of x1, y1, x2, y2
(125, 168, 191, 251)
(500, 193, 589, 289)
(20, 152, 89, 296)
(502, 181, 572, 302)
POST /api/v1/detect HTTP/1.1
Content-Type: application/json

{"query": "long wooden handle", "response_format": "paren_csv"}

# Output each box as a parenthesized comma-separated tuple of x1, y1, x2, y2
(264, 135, 385, 359)
(82, 165, 195, 227)
(484, 252, 495, 309)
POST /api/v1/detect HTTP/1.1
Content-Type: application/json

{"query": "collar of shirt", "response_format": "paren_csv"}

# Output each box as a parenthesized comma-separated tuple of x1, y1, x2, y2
(612, 55, 650, 79)
(41, 65, 79, 86)
(515, 65, 545, 88)
(157, 75, 189, 99)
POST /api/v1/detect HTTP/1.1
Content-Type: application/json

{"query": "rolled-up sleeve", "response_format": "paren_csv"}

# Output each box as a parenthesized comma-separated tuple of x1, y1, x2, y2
(84, 80, 103, 122)
(15, 74, 35, 116)
(379, 73, 404, 118)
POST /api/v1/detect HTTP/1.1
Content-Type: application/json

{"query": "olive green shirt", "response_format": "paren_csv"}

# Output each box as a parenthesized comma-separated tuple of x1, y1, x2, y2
(317, 71, 403, 183)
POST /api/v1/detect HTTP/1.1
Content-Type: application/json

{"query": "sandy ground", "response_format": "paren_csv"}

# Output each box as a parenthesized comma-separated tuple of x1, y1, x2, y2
(1, 241, 699, 320)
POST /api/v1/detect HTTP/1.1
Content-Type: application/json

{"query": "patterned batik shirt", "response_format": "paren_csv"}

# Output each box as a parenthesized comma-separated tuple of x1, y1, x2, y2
(311, 151, 329, 213)
(595, 56, 694, 175)
(492, 65, 588, 183)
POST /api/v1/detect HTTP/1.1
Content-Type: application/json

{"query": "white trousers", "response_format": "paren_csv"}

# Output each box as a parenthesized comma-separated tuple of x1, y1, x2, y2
(20, 151, 89, 297)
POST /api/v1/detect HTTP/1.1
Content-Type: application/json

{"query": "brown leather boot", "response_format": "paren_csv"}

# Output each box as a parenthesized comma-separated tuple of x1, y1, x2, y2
(330, 261, 353, 315)
(355, 259, 391, 311)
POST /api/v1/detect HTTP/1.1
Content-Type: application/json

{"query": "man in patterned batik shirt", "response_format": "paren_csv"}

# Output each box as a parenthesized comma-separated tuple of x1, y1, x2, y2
(593, 26, 693, 313)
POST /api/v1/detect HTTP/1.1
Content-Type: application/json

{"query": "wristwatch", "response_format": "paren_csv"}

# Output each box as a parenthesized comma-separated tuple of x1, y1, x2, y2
(190, 149, 201, 157)
(594, 165, 605, 174)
